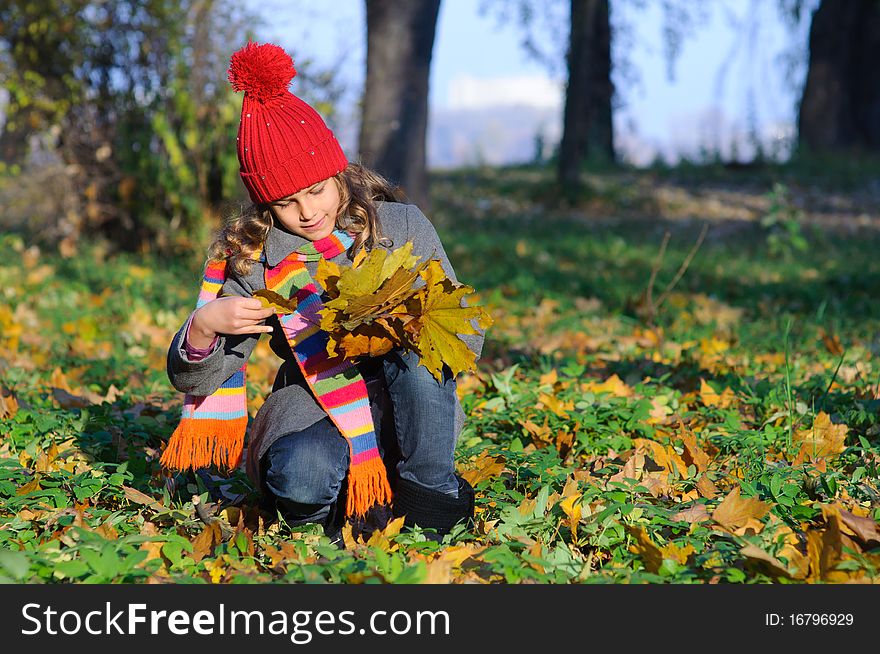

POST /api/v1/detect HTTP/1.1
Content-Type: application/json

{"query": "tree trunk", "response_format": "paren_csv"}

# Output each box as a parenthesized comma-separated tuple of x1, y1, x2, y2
(359, 0, 441, 209)
(558, 0, 614, 190)
(798, 0, 880, 153)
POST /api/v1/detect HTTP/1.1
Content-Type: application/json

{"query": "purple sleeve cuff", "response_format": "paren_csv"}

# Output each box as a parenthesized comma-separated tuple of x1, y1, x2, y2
(183, 313, 218, 361)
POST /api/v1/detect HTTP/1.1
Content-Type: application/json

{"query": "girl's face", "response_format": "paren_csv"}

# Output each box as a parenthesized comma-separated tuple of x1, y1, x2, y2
(270, 177, 341, 241)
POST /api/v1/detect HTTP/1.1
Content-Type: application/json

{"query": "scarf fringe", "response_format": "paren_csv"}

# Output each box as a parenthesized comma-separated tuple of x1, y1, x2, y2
(160, 417, 247, 472)
(345, 457, 393, 518)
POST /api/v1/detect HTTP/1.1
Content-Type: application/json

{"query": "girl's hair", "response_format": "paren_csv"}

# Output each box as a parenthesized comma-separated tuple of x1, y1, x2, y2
(209, 162, 405, 276)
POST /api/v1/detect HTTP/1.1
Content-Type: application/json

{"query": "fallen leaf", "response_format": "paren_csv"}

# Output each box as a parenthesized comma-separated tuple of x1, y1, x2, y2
(365, 516, 406, 552)
(660, 541, 695, 565)
(555, 428, 574, 459)
(191, 522, 223, 563)
(632, 438, 688, 478)
(437, 544, 486, 568)
(695, 475, 718, 499)
(609, 452, 645, 484)
(460, 451, 506, 486)
(699, 337, 729, 356)
(838, 509, 880, 548)
(625, 526, 663, 573)
(0, 387, 18, 419)
(679, 429, 711, 473)
(582, 374, 633, 398)
(671, 504, 711, 523)
(423, 559, 452, 584)
(711, 486, 771, 531)
(521, 417, 553, 448)
(559, 494, 582, 541)
(740, 544, 793, 579)
(138, 521, 167, 573)
(793, 412, 848, 462)
(15, 478, 42, 496)
(52, 387, 91, 409)
(123, 486, 164, 512)
(819, 328, 844, 356)
(699, 379, 736, 408)
(538, 392, 573, 418)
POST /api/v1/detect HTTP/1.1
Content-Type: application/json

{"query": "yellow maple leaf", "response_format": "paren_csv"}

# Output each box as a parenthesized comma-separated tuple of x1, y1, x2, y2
(336, 241, 420, 298)
(460, 451, 506, 486)
(406, 260, 493, 381)
(538, 392, 573, 418)
(315, 244, 490, 375)
(699, 379, 736, 408)
(341, 265, 424, 328)
(582, 374, 633, 397)
(252, 289, 297, 314)
(711, 486, 771, 531)
(365, 516, 406, 552)
(315, 258, 342, 298)
(793, 411, 848, 462)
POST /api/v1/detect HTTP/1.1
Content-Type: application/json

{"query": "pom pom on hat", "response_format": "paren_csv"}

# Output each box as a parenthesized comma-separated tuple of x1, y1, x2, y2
(228, 42, 297, 104)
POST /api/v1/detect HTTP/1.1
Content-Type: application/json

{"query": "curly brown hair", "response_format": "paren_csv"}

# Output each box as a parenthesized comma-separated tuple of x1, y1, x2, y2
(209, 162, 406, 276)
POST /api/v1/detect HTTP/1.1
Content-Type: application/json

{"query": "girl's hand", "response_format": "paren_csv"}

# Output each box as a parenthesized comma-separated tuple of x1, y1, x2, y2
(188, 297, 275, 348)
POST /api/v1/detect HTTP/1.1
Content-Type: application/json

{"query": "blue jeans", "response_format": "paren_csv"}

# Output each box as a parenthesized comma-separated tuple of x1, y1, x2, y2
(261, 349, 459, 525)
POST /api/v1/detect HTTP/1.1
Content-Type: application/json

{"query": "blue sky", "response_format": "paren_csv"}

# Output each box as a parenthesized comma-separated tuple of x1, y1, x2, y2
(250, 0, 814, 162)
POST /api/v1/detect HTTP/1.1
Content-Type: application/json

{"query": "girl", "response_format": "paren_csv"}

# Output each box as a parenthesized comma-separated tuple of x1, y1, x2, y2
(164, 42, 484, 544)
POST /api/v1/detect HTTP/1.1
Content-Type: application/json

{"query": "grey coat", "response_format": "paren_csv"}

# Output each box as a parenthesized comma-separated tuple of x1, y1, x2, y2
(166, 201, 484, 487)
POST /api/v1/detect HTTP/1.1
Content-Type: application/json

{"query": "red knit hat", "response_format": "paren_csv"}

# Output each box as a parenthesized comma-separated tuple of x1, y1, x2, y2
(228, 42, 348, 204)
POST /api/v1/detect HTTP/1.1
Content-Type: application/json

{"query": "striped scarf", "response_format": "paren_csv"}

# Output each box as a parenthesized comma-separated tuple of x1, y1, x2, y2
(162, 230, 392, 518)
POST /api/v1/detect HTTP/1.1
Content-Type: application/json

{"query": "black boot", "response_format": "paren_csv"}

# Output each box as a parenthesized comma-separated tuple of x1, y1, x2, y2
(392, 474, 475, 540)
(349, 503, 394, 542)
(322, 482, 348, 547)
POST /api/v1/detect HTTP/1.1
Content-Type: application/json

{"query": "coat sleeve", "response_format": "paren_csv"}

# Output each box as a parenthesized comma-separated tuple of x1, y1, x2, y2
(404, 204, 486, 360)
(166, 269, 263, 396)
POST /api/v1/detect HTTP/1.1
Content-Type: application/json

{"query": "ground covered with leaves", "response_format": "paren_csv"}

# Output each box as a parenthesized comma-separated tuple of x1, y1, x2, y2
(2, 165, 880, 583)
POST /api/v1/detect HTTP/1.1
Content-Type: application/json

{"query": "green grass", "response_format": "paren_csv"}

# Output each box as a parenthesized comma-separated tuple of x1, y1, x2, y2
(1, 164, 879, 583)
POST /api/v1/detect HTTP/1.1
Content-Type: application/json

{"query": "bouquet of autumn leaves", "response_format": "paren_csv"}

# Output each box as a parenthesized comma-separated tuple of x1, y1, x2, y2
(254, 243, 493, 381)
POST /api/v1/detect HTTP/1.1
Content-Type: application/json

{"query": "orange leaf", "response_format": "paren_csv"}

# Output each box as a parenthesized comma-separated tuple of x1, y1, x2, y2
(838, 508, 880, 549)
(695, 475, 718, 499)
(330, 325, 398, 358)
(0, 387, 18, 419)
(699, 379, 735, 408)
(582, 374, 633, 398)
(660, 541, 695, 565)
(632, 438, 688, 478)
(459, 451, 506, 486)
(793, 412, 848, 462)
(819, 328, 844, 356)
(521, 416, 553, 447)
(740, 544, 794, 579)
(538, 392, 573, 418)
(711, 486, 771, 531)
(679, 429, 711, 473)
(671, 504, 711, 524)
(190, 522, 223, 563)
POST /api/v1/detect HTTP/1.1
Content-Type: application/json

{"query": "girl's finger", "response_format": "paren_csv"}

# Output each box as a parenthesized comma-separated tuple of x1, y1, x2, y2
(234, 325, 273, 335)
(240, 305, 276, 317)
(239, 297, 265, 310)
